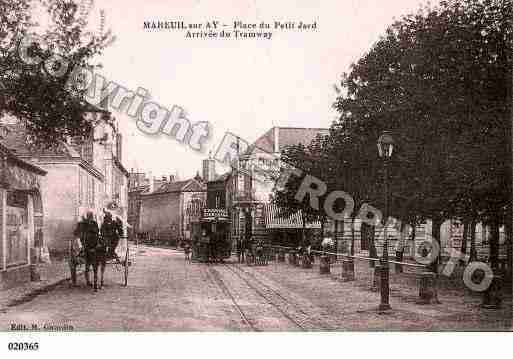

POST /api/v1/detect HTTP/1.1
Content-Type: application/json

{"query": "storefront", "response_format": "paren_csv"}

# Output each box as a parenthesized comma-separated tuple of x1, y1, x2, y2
(0, 144, 46, 290)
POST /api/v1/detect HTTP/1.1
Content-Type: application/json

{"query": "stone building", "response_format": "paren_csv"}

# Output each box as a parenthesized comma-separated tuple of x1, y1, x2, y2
(138, 178, 206, 244)
(0, 142, 46, 289)
(227, 126, 329, 246)
(127, 172, 176, 236)
(0, 109, 129, 255)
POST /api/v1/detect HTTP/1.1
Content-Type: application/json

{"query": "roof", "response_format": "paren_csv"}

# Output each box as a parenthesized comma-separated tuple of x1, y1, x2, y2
(144, 178, 206, 195)
(0, 123, 80, 159)
(245, 127, 329, 155)
(264, 203, 321, 229)
(0, 142, 47, 176)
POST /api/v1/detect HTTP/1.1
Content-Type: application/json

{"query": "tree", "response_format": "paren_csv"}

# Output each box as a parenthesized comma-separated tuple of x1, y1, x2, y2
(331, 0, 512, 272)
(0, 0, 114, 147)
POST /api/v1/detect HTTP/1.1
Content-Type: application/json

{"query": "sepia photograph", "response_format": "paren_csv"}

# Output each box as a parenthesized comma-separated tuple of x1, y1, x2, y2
(0, 0, 512, 355)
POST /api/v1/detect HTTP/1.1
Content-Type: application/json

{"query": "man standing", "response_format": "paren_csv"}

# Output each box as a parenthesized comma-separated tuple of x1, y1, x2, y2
(101, 211, 120, 259)
(74, 211, 99, 286)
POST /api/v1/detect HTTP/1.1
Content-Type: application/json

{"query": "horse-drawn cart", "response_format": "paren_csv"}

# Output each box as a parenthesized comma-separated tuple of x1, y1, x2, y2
(68, 235, 133, 287)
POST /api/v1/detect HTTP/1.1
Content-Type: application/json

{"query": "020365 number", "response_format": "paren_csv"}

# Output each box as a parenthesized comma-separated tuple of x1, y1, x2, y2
(8, 342, 39, 351)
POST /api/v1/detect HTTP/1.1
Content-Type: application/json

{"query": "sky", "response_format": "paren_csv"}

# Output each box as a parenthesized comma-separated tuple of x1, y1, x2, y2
(88, 0, 432, 179)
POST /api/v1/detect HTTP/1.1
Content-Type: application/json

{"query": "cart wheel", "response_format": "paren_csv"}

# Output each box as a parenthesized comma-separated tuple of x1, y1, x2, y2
(123, 246, 129, 286)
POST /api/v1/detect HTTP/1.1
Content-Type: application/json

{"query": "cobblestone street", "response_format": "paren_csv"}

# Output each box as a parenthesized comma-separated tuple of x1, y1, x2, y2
(0, 245, 511, 331)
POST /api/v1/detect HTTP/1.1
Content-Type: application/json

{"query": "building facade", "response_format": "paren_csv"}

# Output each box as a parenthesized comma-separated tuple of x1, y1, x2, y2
(138, 178, 206, 244)
(0, 143, 46, 289)
(0, 110, 129, 255)
(227, 127, 329, 246)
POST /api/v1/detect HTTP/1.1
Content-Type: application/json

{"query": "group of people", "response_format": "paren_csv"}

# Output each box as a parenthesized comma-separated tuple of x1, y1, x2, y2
(236, 236, 266, 264)
(74, 210, 124, 260)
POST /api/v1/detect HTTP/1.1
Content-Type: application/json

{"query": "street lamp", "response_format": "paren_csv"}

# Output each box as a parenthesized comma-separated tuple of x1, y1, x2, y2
(377, 131, 394, 311)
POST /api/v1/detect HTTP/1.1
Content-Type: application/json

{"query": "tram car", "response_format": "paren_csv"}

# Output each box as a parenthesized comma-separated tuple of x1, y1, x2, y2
(191, 208, 232, 262)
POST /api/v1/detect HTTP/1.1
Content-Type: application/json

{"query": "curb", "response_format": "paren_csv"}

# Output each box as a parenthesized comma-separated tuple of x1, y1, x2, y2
(0, 270, 83, 312)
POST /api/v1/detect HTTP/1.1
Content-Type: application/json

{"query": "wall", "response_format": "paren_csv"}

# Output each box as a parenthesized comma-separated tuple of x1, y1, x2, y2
(182, 191, 206, 238)
(139, 192, 180, 233)
(37, 163, 78, 253)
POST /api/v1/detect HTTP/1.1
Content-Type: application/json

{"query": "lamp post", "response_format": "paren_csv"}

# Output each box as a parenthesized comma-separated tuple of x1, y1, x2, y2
(377, 131, 394, 311)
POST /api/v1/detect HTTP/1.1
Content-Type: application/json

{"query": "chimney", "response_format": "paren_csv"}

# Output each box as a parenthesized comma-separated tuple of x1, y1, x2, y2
(169, 174, 175, 182)
(202, 151, 216, 182)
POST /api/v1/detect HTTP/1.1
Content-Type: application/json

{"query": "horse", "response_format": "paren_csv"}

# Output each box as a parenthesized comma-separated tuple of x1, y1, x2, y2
(83, 232, 107, 292)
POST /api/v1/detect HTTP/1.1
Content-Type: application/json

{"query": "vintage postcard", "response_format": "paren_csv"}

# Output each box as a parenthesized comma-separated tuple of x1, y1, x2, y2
(0, 0, 512, 354)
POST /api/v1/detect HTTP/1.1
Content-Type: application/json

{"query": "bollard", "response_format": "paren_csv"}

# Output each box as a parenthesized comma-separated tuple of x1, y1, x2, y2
(342, 259, 355, 281)
(481, 274, 502, 309)
(278, 250, 285, 262)
(371, 265, 382, 292)
(319, 255, 330, 274)
(417, 271, 437, 304)
(30, 264, 41, 281)
(302, 255, 312, 269)
(292, 252, 300, 266)
(288, 251, 298, 266)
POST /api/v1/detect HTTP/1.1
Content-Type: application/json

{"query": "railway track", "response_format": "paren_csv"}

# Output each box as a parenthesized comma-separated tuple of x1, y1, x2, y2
(204, 265, 258, 331)
(221, 263, 307, 331)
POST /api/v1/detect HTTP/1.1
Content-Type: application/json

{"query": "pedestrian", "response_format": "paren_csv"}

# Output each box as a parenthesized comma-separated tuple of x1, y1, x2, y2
(101, 211, 120, 259)
(236, 239, 242, 263)
(75, 211, 100, 286)
(73, 214, 87, 256)
(201, 229, 210, 262)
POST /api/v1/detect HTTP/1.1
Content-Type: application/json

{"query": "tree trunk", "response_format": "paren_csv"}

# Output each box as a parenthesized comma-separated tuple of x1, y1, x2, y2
(334, 220, 338, 253)
(369, 225, 377, 268)
(320, 218, 325, 248)
(350, 216, 355, 256)
(395, 222, 405, 272)
(302, 213, 306, 247)
(461, 221, 469, 255)
(489, 213, 500, 272)
(506, 212, 513, 278)
(430, 218, 443, 273)
(460, 220, 469, 265)
(340, 219, 345, 253)
(469, 220, 477, 262)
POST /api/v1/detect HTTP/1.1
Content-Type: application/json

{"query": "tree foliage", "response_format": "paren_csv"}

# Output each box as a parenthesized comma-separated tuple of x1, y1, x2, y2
(0, 0, 114, 147)
(273, 0, 512, 260)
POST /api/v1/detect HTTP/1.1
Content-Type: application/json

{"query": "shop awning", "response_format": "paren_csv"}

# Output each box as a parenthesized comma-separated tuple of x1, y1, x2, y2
(264, 204, 321, 229)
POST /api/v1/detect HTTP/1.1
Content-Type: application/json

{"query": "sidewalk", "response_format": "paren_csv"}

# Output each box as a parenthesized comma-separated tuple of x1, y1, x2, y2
(0, 259, 75, 312)
(257, 255, 512, 330)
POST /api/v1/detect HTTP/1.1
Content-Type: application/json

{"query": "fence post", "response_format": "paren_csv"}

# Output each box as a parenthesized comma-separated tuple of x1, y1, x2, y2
(320, 255, 330, 274)
(417, 271, 437, 304)
(278, 249, 285, 262)
(302, 253, 312, 268)
(342, 258, 355, 281)
(481, 274, 502, 309)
